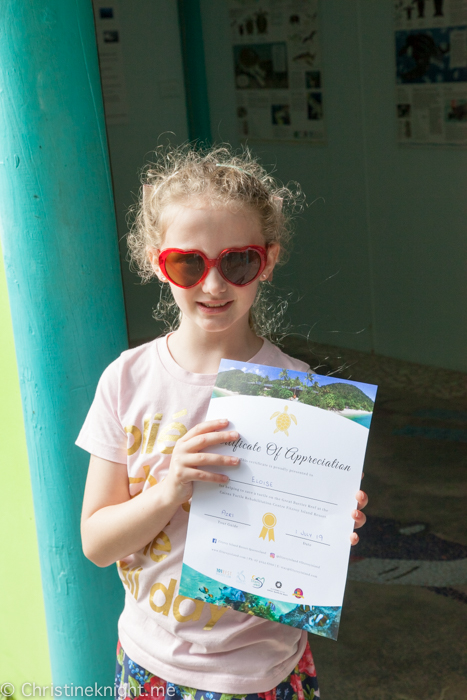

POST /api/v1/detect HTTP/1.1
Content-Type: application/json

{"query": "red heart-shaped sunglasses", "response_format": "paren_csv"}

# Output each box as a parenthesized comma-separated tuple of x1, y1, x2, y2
(158, 246, 268, 289)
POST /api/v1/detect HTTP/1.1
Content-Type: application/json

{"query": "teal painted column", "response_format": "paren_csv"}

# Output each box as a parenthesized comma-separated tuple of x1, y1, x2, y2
(178, 0, 212, 143)
(0, 0, 127, 687)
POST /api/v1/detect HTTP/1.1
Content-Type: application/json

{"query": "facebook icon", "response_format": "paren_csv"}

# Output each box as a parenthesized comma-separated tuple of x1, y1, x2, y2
(212, 538, 217, 543)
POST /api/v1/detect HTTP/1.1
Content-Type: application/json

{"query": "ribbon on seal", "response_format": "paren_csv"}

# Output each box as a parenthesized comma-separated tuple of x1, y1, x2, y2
(259, 512, 277, 541)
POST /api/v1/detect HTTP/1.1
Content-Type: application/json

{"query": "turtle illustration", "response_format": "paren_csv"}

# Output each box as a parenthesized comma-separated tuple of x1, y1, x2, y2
(270, 405, 297, 436)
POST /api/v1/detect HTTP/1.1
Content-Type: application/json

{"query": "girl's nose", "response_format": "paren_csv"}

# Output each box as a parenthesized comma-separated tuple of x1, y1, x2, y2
(201, 265, 228, 294)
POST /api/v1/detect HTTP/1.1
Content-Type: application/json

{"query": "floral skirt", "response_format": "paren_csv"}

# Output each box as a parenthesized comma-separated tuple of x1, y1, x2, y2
(115, 639, 320, 699)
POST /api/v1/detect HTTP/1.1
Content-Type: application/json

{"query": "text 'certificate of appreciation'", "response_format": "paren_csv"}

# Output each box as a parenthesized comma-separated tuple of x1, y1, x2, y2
(179, 360, 377, 640)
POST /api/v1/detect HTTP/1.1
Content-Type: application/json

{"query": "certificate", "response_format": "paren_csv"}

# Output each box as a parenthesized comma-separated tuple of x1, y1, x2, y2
(179, 359, 377, 640)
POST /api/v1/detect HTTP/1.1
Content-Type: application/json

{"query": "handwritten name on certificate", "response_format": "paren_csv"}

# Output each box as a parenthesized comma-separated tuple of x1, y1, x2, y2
(179, 359, 377, 640)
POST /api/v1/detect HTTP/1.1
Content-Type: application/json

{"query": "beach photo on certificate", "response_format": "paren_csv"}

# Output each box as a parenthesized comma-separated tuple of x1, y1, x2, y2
(212, 359, 376, 428)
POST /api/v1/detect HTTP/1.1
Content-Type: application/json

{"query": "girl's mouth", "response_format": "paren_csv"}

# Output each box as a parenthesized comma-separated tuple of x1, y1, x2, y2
(197, 300, 233, 314)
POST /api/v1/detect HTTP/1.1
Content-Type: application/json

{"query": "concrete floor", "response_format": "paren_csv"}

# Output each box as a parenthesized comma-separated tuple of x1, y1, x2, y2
(282, 338, 467, 700)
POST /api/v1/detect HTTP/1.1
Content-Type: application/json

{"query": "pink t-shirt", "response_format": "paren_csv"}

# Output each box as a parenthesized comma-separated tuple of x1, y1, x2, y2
(76, 335, 310, 693)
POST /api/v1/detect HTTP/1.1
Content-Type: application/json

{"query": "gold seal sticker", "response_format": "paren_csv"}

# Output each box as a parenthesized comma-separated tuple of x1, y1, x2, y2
(259, 512, 277, 541)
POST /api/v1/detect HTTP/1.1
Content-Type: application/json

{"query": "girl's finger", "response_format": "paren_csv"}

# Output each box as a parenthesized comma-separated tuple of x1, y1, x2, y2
(352, 509, 367, 529)
(355, 490, 368, 509)
(183, 452, 240, 469)
(350, 532, 359, 546)
(180, 466, 230, 485)
(184, 429, 239, 453)
(180, 419, 230, 442)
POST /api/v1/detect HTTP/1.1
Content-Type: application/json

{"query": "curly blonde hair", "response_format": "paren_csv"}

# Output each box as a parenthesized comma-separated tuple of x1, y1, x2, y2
(127, 143, 303, 336)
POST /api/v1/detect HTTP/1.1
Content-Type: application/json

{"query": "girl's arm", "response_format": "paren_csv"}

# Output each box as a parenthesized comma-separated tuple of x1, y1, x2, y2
(81, 419, 239, 567)
(81, 455, 179, 568)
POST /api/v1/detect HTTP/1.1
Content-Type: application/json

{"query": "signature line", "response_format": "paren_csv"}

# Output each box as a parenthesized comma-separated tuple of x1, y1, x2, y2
(204, 514, 250, 526)
(286, 533, 330, 546)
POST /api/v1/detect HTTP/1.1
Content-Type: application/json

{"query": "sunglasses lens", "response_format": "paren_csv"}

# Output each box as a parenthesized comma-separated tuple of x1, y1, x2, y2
(221, 249, 262, 286)
(164, 251, 205, 287)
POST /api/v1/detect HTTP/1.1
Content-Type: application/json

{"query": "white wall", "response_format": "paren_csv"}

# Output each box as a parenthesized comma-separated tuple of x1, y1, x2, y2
(105, 0, 189, 342)
(200, 0, 467, 372)
(360, 0, 467, 371)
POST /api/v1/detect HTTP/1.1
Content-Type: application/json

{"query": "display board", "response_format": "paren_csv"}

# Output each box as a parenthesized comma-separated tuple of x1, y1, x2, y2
(229, 0, 326, 143)
(395, 0, 467, 144)
(93, 0, 130, 125)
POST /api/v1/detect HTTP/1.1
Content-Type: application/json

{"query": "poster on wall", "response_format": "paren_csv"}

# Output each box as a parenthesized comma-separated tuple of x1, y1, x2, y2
(395, 0, 467, 144)
(228, 0, 326, 143)
(92, 1, 130, 126)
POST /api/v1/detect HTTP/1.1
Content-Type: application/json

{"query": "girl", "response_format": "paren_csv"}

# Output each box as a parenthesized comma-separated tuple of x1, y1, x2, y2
(77, 146, 368, 699)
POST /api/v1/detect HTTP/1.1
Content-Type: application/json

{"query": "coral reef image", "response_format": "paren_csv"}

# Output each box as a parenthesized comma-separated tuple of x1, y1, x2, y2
(179, 564, 341, 640)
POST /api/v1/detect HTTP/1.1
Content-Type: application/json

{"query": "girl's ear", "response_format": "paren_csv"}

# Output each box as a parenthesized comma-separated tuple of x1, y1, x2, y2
(147, 248, 166, 283)
(262, 243, 280, 282)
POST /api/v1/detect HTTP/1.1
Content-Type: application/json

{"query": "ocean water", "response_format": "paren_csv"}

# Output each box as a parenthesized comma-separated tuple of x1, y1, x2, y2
(348, 413, 372, 429)
(212, 388, 227, 398)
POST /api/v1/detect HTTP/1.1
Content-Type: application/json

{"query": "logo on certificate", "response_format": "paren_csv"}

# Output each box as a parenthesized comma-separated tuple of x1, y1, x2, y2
(270, 405, 297, 436)
(293, 588, 304, 599)
(259, 512, 277, 541)
(252, 575, 265, 589)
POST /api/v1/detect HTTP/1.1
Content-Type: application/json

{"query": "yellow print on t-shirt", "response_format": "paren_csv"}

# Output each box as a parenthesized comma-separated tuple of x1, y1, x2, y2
(125, 409, 188, 457)
(129, 464, 158, 498)
(143, 530, 172, 562)
(157, 409, 188, 454)
(117, 561, 143, 600)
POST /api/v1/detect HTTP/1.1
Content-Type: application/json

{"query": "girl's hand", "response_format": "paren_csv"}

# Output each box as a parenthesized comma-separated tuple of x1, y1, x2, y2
(350, 489, 368, 545)
(162, 419, 239, 506)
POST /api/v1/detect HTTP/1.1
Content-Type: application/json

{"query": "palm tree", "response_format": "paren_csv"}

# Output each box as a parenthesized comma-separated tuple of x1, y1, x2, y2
(279, 368, 295, 391)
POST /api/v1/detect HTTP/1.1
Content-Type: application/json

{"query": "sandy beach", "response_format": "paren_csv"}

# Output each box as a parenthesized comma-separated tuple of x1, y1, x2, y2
(338, 409, 372, 417)
(211, 387, 239, 397)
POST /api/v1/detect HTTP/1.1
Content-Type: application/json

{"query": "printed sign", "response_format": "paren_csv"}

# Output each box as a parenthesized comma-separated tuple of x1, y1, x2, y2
(228, 0, 326, 143)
